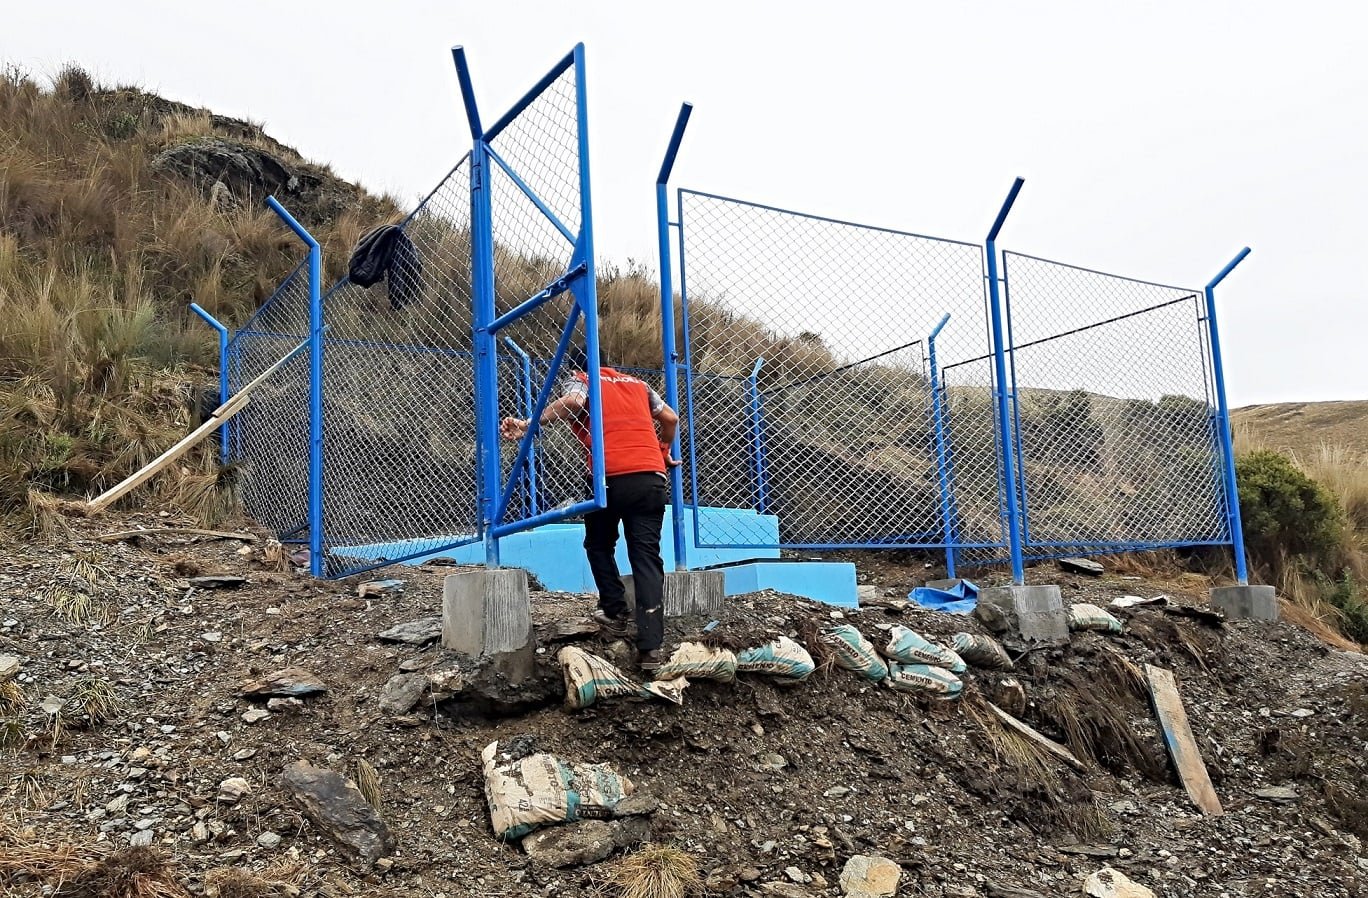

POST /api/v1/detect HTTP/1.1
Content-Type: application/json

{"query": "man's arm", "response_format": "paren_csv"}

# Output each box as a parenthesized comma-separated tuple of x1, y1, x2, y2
(500, 392, 586, 441)
(653, 404, 681, 468)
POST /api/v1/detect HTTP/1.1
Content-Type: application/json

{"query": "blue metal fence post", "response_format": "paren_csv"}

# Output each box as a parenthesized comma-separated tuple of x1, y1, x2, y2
(572, 44, 607, 511)
(453, 46, 502, 569)
(747, 357, 768, 514)
(926, 314, 956, 578)
(656, 102, 693, 570)
(1204, 247, 1252, 584)
(985, 178, 1026, 584)
(264, 196, 324, 577)
(189, 302, 229, 465)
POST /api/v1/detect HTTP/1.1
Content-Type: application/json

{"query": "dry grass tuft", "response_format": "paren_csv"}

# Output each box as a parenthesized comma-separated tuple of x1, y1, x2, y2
(205, 860, 314, 898)
(1278, 598, 1361, 652)
(354, 759, 382, 811)
(0, 824, 191, 896)
(603, 845, 702, 898)
(70, 676, 122, 725)
(0, 680, 27, 715)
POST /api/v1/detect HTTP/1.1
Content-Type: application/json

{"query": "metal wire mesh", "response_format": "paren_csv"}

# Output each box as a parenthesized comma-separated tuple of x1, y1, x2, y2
(1001, 253, 1227, 557)
(227, 263, 312, 541)
(676, 190, 994, 548)
(485, 59, 596, 528)
(315, 159, 483, 574)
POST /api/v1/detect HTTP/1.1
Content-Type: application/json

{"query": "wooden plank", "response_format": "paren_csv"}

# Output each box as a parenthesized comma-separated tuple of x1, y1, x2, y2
(86, 334, 313, 513)
(99, 528, 257, 544)
(1145, 663, 1223, 816)
(988, 703, 1088, 771)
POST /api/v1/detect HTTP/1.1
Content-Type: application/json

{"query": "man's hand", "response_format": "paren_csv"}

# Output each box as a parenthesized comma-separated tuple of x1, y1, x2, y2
(501, 417, 530, 441)
(660, 443, 682, 469)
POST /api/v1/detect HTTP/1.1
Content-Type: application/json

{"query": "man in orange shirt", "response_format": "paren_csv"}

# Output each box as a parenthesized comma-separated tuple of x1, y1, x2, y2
(500, 350, 680, 670)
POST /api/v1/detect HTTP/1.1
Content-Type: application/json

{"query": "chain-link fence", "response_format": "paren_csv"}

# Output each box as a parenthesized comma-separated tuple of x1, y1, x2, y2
(1000, 253, 1228, 559)
(675, 189, 997, 549)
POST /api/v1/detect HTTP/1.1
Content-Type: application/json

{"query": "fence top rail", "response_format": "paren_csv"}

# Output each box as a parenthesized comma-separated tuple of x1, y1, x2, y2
(1002, 250, 1201, 296)
(677, 187, 983, 251)
(483, 46, 579, 145)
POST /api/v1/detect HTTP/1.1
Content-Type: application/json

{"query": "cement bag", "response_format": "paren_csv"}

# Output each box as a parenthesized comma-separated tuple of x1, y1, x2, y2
(885, 662, 963, 699)
(1067, 603, 1123, 634)
(735, 636, 815, 681)
(654, 641, 737, 683)
(882, 625, 967, 673)
(950, 632, 1014, 670)
(821, 625, 887, 681)
(481, 740, 634, 840)
(558, 646, 686, 708)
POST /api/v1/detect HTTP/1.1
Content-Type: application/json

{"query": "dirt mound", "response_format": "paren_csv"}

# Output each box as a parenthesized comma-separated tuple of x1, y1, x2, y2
(1, 512, 1366, 897)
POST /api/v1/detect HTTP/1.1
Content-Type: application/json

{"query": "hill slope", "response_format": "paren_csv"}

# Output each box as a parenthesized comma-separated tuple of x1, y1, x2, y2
(1233, 400, 1368, 458)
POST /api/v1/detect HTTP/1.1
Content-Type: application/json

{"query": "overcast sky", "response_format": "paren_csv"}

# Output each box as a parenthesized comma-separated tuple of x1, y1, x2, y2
(6, 1, 1365, 406)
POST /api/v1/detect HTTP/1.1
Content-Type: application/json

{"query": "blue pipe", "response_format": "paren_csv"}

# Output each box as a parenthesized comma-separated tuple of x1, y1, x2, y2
(572, 44, 607, 512)
(656, 102, 693, 570)
(264, 196, 324, 578)
(1204, 247, 1252, 584)
(502, 336, 539, 517)
(927, 313, 956, 578)
(748, 357, 768, 514)
(985, 178, 1026, 584)
(189, 302, 229, 465)
(452, 47, 501, 568)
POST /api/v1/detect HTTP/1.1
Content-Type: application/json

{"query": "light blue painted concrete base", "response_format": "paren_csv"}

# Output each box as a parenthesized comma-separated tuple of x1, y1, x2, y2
(719, 561, 858, 608)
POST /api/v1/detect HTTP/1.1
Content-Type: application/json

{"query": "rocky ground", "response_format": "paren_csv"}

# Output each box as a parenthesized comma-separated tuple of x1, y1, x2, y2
(1, 510, 1365, 897)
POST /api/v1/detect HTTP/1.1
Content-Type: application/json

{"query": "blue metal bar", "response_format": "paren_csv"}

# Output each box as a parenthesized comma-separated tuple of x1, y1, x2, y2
(327, 533, 484, 580)
(1204, 247, 1253, 584)
(678, 188, 982, 250)
(697, 540, 1008, 551)
(483, 48, 577, 144)
(487, 262, 587, 334)
(452, 46, 483, 140)
(189, 302, 229, 465)
(494, 306, 583, 526)
(572, 44, 607, 511)
(492, 499, 601, 538)
(984, 178, 1026, 585)
(264, 196, 325, 578)
(657, 102, 693, 571)
(748, 358, 768, 514)
(502, 336, 539, 517)
(485, 145, 576, 244)
(926, 313, 956, 578)
(452, 48, 500, 567)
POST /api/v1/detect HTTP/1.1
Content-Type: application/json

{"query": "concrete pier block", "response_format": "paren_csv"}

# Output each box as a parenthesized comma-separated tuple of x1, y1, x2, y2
(977, 584, 1069, 645)
(1210, 584, 1278, 621)
(663, 570, 726, 618)
(442, 569, 536, 683)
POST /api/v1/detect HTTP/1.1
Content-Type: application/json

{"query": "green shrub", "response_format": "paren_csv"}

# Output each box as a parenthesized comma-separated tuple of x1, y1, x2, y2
(1237, 449, 1345, 572)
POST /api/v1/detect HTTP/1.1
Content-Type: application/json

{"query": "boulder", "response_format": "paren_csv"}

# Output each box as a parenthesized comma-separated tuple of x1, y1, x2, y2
(839, 855, 900, 897)
(281, 761, 395, 865)
(521, 817, 651, 868)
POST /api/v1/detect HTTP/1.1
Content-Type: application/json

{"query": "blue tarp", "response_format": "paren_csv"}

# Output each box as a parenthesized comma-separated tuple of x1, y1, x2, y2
(909, 578, 979, 615)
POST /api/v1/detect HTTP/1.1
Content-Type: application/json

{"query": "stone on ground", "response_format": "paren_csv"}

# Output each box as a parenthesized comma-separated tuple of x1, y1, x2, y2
(839, 854, 900, 897)
(1083, 867, 1156, 898)
(379, 673, 428, 714)
(377, 617, 443, 645)
(281, 760, 395, 865)
(520, 817, 650, 868)
(239, 667, 327, 698)
(0, 654, 21, 681)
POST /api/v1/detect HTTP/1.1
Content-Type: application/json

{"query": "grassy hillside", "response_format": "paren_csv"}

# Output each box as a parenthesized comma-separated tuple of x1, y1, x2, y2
(0, 64, 398, 525)
(1233, 400, 1368, 458)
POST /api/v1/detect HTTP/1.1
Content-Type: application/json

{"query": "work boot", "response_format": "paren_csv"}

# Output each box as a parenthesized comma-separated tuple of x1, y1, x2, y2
(591, 609, 633, 638)
(638, 648, 666, 672)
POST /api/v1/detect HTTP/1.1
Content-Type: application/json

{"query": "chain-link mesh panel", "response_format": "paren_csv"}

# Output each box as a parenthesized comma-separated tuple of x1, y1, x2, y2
(937, 355, 1009, 558)
(485, 58, 597, 529)
(676, 190, 991, 548)
(227, 263, 312, 540)
(1001, 253, 1227, 557)
(314, 160, 481, 575)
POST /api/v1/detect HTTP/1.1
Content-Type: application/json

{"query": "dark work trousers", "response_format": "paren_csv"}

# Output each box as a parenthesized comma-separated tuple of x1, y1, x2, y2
(584, 472, 667, 653)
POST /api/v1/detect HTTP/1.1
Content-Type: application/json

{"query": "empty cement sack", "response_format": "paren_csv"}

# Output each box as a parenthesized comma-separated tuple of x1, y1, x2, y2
(481, 740, 634, 840)
(557, 646, 685, 709)
(885, 662, 963, 699)
(950, 632, 1014, 670)
(735, 636, 815, 681)
(822, 624, 888, 681)
(882, 625, 967, 673)
(1067, 603, 1123, 634)
(653, 641, 737, 683)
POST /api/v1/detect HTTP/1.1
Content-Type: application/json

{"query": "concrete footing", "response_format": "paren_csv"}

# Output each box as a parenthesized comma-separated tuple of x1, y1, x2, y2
(663, 570, 726, 618)
(1210, 584, 1278, 621)
(442, 569, 536, 683)
(977, 584, 1069, 645)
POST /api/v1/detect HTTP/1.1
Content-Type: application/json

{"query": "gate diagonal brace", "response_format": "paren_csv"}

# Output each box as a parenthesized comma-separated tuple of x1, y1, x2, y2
(487, 262, 589, 335)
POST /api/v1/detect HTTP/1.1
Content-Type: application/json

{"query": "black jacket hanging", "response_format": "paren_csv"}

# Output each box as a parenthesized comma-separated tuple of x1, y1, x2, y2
(348, 224, 422, 310)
